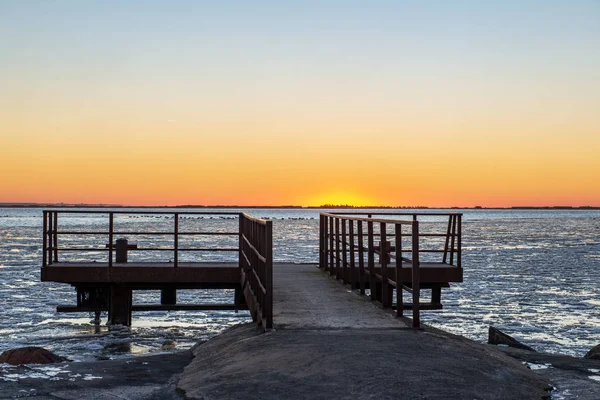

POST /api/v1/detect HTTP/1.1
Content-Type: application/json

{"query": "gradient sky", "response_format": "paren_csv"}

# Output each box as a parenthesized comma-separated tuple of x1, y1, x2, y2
(1, 1, 599, 207)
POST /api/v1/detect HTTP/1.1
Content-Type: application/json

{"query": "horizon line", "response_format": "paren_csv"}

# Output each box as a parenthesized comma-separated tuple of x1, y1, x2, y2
(1, 202, 599, 210)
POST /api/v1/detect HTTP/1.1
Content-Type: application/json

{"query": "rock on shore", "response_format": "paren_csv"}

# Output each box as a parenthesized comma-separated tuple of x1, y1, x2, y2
(585, 344, 600, 360)
(488, 326, 536, 351)
(0, 347, 67, 365)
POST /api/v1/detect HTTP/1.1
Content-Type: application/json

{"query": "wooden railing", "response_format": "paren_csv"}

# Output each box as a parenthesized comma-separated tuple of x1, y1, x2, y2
(42, 209, 274, 330)
(239, 213, 273, 330)
(42, 210, 243, 267)
(318, 212, 462, 328)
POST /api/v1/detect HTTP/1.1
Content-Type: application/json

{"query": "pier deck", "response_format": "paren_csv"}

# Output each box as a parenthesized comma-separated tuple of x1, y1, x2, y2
(42, 262, 240, 285)
(40, 210, 462, 329)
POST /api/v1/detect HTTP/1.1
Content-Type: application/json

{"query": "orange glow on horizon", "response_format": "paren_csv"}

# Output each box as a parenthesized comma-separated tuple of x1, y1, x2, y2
(1, 3, 599, 208)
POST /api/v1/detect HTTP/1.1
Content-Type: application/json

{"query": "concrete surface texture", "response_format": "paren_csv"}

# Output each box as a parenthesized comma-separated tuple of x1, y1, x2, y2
(178, 264, 551, 399)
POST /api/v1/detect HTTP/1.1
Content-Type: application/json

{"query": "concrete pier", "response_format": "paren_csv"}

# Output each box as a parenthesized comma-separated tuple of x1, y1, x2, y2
(177, 264, 550, 399)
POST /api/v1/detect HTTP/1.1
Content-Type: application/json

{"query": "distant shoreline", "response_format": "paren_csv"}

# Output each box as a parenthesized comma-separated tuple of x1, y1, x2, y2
(1, 203, 599, 210)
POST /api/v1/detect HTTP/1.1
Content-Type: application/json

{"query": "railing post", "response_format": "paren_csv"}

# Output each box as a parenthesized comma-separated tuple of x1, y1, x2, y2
(335, 217, 341, 280)
(265, 220, 273, 329)
(329, 216, 334, 275)
(381, 222, 391, 308)
(442, 215, 452, 264)
(357, 220, 365, 295)
(395, 223, 403, 317)
(53, 212, 58, 262)
(108, 212, 114, 267)
(42, 211, 47, 268)
(174, 213, 179, 267)
(341, 218, 347, 284)
(449, 215, 457, 265)
(411, 221, 420, 328)
(367, 220, 375, 301)
(47, 212, 53, 265)
(349, 220, 355, 289)
(319, 215, 325, 269)
(457, 214, 462, 268)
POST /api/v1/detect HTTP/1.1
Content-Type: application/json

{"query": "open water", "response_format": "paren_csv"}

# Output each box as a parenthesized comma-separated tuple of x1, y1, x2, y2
(0, 207, 598, 361)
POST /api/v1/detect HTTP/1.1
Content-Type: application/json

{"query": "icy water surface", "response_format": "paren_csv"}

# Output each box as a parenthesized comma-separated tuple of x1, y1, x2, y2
(0, 207, 598, 360)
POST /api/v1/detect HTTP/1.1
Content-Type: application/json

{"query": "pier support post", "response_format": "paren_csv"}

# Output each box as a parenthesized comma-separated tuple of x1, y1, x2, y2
(108, 285, 132, 326)
(161, 289, 177, 305)
(108, 238, 134, 326)
(234, 286, 247, 312)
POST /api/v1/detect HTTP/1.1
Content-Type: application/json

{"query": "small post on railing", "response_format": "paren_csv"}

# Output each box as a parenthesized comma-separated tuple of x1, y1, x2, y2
(411, 221, 420, 328)
(108, 212, 114, 267)
(42, 211, 47, 268)
(174, 213, 179, 268)
(115, 238, 129, 263)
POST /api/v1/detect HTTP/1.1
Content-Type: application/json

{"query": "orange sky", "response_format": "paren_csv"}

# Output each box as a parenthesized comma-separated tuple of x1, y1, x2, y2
(1, 2, 599, 207)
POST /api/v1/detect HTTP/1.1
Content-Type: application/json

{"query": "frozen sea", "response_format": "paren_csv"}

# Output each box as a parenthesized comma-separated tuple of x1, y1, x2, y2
(0, 207, 598, 361)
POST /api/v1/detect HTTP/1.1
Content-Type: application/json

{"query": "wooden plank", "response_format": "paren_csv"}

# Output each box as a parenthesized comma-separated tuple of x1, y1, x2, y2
(42, 265, 240, 284)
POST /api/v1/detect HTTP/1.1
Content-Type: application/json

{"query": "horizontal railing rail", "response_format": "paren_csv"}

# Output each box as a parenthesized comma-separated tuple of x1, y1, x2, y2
(319, 212, 462, 328)
(239, 213, 273, 330)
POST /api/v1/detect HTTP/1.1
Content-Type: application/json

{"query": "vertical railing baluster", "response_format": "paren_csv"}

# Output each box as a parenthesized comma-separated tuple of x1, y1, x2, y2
(108, 212, 114, 267)
(357, 220, 365, 295)
(395, 223, 403, 317)
(335, 217, 341, 280)
(411, 221, 420, 328)
(239, 214, 244, 269)
(174, 213, 179, 267)
(367, 220, 375, 301)
(341, 218, 347, 284)
(457, 214, 462, 268)
(442, 215, 452, 264)
(53, 212, 58, 262)
(265, 220, 273, 330)
(381, 222, 390, 308)
(349, 220, 355, 289)
(47, 212, 53, 265)
(449, 215, 457, 265)
(42, 211, 47, 267)
(329, 217, 334, 275)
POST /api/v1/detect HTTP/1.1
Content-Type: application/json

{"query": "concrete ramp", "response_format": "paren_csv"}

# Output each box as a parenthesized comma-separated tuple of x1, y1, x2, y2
(178, 264, 549, 399)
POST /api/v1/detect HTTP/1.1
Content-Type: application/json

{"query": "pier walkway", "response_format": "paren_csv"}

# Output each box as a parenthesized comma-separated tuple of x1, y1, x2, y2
(273, 263, 406, 330)
(178, 262, 549, 399)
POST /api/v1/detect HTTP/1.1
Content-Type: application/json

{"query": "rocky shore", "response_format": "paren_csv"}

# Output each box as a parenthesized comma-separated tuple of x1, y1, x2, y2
(1, 323, 599, 399)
